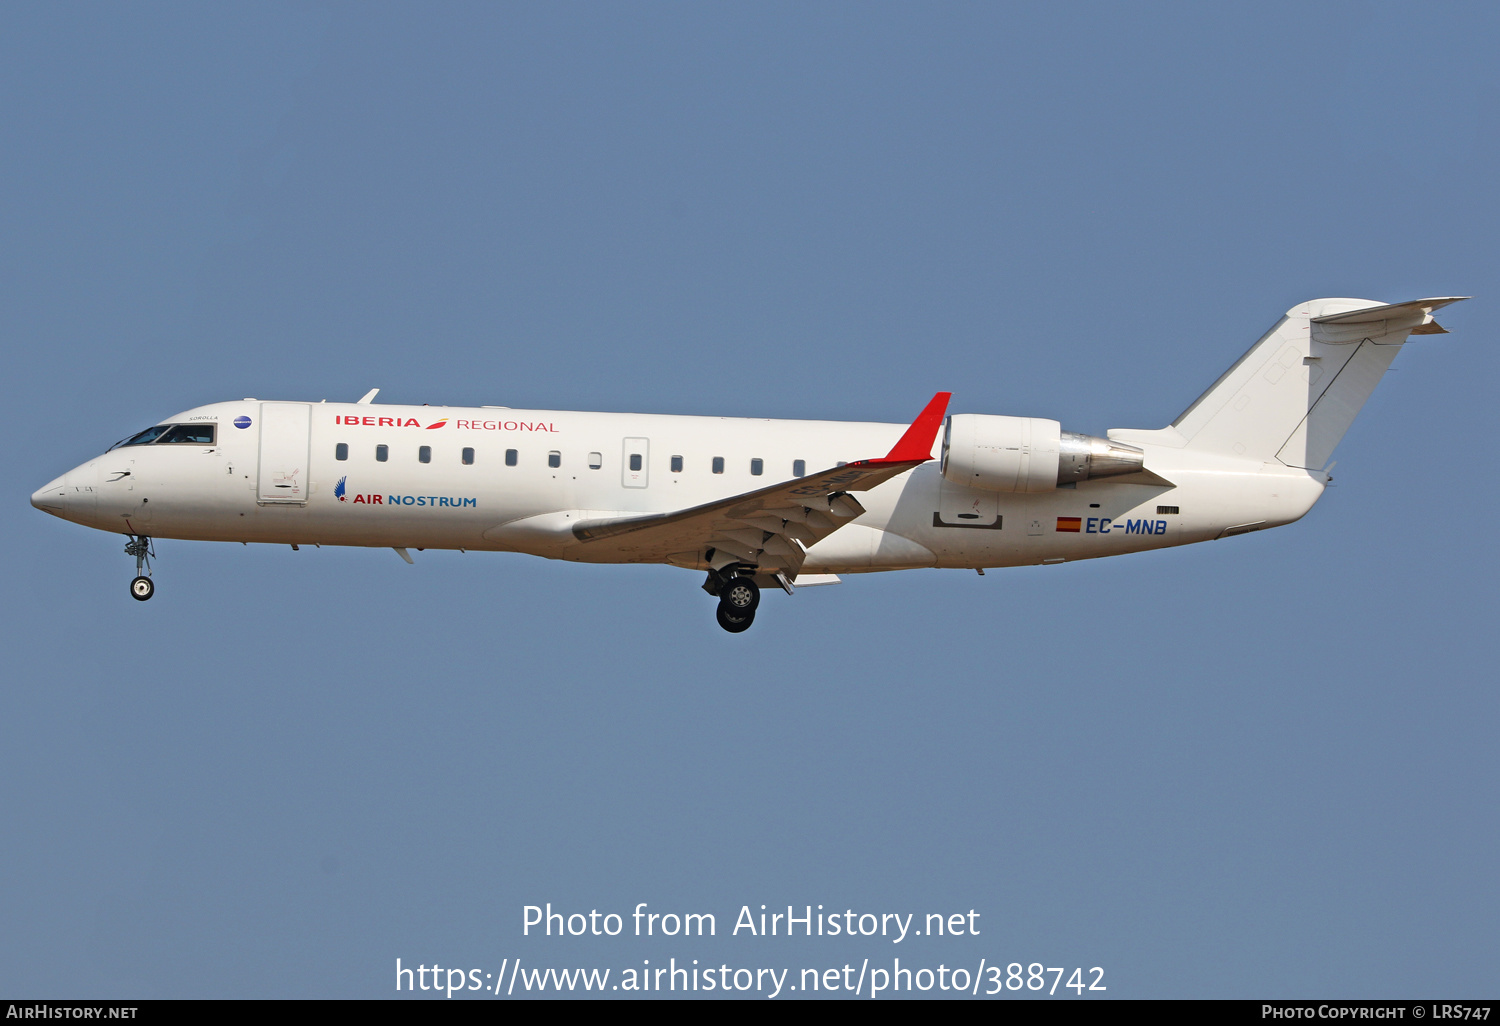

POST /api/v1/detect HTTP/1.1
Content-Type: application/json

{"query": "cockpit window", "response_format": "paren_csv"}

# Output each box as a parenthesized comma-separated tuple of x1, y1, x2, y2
(158, 424, 216, 445)
(113, 425, 171, 448)
(110, 423, 216, 449)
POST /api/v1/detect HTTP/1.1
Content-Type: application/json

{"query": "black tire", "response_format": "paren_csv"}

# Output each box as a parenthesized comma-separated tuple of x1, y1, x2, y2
(716, 604, 754, 633)
(130, 576, 154, 601)
(719, 575, 760, 615)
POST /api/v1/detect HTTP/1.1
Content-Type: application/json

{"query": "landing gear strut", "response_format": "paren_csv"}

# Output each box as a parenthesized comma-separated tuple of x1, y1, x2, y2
(709, 569, 760, 633)
(125, 534, 155, 601)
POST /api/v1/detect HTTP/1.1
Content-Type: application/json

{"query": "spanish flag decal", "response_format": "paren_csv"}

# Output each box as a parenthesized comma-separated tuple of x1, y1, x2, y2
(1056, 517, 1082, 533)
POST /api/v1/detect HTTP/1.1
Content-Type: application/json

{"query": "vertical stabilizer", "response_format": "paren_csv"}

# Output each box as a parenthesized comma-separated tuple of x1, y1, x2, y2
(1164, 297, 1465, 468)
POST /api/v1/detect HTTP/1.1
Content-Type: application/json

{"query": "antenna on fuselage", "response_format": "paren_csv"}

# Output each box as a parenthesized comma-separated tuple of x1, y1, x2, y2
(356, 388, 380, 404)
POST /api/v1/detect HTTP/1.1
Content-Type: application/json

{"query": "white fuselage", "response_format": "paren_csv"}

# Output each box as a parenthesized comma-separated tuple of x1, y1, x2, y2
(33, 399, 1327, 574)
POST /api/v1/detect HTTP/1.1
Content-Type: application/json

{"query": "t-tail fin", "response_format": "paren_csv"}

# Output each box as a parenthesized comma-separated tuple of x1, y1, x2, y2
(1121, 296, 1466, 468)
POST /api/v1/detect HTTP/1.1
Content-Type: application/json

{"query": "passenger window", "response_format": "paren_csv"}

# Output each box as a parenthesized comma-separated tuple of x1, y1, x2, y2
(793, 459, 805, 477)
(712, 457, 724, 474)
(336, 443, 349, 461)
(548, 451, 561, 469)
(670, 455, 683, 473)
(376, 444, 389, 462)
(588, 452, 603, 469)
(158, 424, 217, 445)
(462, 447, 475, 466)
(419, 445, 432, 464)
(505, 449, 518, 466)
(629, 453, 643, 472)
(750, 458, 763, 476)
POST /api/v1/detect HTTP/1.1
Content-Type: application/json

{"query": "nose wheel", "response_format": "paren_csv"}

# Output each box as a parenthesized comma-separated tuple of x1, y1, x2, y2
(714, 573, 759, 633)
(124, 534, 155, 601)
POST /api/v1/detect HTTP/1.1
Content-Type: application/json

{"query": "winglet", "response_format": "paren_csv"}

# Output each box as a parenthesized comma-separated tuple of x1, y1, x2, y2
(874, 391, 951, 464)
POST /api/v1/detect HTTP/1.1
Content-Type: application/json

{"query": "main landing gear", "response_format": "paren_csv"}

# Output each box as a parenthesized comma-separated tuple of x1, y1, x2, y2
(709, 570, 760, 633)
(124, 534, 155, 601)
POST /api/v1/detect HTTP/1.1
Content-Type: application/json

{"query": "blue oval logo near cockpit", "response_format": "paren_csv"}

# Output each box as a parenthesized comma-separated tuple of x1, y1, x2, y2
(233, 416, 252, 429)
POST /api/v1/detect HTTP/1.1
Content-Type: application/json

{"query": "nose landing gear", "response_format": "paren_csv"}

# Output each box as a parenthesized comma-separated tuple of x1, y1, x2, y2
(125, 535, 155, 601)
(709, 570, 760, 633)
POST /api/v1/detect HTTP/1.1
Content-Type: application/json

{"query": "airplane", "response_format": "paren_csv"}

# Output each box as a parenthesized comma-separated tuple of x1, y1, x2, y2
(31, 295, 1464, 632)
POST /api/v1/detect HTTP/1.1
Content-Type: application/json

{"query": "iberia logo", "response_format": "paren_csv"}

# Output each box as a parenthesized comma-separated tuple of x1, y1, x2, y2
(332, 415, 453, 428)
(334, 476, 347, 501)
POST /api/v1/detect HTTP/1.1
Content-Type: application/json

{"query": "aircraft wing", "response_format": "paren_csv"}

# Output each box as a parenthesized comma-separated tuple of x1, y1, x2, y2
(571, 392, 951, 576)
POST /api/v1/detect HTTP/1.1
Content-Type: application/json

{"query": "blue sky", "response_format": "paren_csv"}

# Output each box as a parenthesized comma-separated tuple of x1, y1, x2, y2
(4, 1, 1496, 998)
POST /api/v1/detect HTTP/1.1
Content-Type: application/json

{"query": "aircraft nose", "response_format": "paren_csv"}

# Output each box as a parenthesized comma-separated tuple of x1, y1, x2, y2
(31, 475, 68, 512)
(32, 464, 97, 522)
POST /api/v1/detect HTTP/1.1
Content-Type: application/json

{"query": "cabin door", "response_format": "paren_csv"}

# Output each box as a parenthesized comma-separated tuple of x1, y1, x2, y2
(257, 402, 311, 505)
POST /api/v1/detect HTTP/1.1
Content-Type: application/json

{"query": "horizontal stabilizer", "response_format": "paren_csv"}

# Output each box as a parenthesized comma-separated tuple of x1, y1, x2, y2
(1311, 297, 1468, 343)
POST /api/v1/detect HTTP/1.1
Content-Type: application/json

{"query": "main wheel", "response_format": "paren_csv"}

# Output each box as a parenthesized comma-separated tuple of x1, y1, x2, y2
(716, 604, 755, 633)
(719, 575, 760, 615)
(130, 576, 154, 601)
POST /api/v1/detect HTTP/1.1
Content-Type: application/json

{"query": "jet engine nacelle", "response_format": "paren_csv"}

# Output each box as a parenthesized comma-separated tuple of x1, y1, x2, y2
(941, 414, 1145, 492)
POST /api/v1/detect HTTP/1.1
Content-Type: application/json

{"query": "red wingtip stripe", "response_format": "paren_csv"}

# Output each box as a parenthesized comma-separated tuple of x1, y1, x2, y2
(880, 391, 952, 463)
